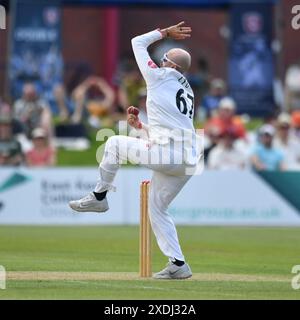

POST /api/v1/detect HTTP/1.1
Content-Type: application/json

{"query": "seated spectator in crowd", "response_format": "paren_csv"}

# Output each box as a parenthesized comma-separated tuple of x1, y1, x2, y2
(199, 78, 226, 119)
(250, 124, 285, 171)
(284, 61, 300, 111)
(207, 127, 246, 170)
(13, 83, 53, 139)
(291, 110, 300, 139)
(0, 99, 22, 134)
(71, 76, 115, 128)
(203, 125, 221, 163)
(273, 113, 300, 170)
(0, 111, 23, 166)
(51, 84, 73, 122)
(205, 97, 246, 139)
(117, 65, 146, 111)
(26, 128, 56, 167)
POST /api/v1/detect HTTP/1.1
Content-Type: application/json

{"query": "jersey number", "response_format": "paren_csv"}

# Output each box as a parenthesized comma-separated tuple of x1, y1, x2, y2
(176, 89, 194, 119)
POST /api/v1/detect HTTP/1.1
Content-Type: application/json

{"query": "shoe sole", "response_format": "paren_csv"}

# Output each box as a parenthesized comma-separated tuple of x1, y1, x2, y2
(69, 202, 109, 213)
(153, 273, 192, 280)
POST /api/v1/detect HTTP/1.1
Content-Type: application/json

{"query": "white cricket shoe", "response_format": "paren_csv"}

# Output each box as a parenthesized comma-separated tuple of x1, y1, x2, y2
(153, 262, 192, 280)
(69, 192, 109, 213)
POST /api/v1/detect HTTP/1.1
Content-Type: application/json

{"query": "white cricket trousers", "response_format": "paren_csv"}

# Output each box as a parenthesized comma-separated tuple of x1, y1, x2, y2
(95, 135, 194, 262)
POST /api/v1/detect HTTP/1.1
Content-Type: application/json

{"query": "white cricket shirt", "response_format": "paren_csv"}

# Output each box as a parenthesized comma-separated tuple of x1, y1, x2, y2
(131, 30, 196, 147)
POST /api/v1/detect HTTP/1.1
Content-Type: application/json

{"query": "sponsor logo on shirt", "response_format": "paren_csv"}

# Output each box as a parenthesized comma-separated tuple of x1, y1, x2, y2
(148, 60, 158, 69)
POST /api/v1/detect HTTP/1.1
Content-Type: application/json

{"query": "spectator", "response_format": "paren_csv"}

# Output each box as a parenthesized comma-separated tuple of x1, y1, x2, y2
(205, 97, 246, 139)
(0, 111, 23, 166)
(26, 128, 56, 167)
(284, 61, 300, 111)
(250, 124, 285, 171)
(71, 76, 115, 127)
(13, 83, 53, 139)
(203, 125, 221, 163)
(208, 127, 246, 170)
(51, 84, 73, 122)
(273, 113, 300, 170)
(199, 78, 226, 119)
(291, 110, 300, 139)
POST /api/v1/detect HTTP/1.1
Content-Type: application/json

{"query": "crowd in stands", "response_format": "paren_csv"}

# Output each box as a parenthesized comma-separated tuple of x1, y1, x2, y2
(0, 97, 56, 167)
(203, 98, 300, 171)
(1, 56, 300, 171)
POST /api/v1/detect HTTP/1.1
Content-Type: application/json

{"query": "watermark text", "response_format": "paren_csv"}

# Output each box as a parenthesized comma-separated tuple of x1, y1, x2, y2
(291, 5, 300, 30)
(0, 5, 6, 30)
(0, 265, 6, 289)
(291, 265, 300, 290)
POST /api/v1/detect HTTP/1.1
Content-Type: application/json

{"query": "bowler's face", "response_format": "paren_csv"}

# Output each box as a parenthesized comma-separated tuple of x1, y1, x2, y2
(160, 53, 175, 69)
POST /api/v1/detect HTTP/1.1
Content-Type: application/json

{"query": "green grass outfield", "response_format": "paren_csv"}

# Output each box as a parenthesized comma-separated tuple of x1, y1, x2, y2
(0, 226, 299, 300)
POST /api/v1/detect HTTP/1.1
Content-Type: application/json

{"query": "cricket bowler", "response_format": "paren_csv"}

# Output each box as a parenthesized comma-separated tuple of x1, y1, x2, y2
(69, 21, 201, 279)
